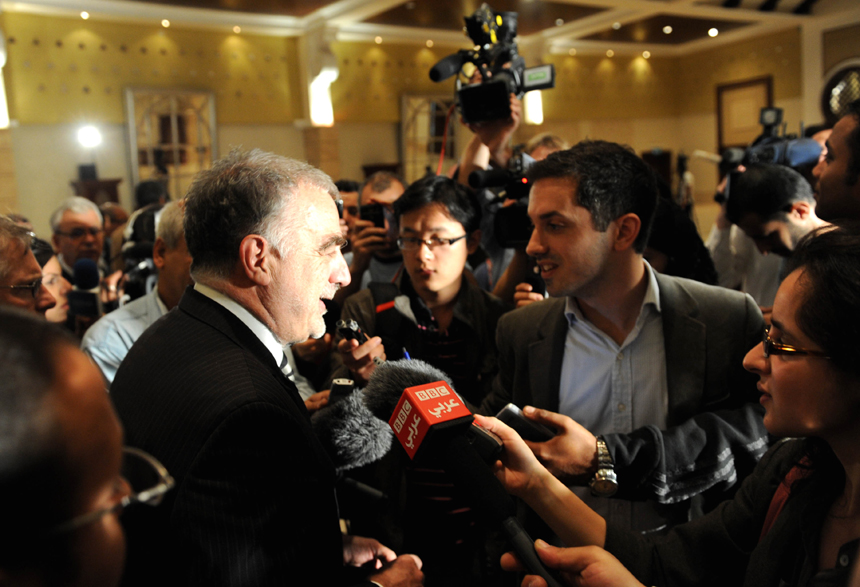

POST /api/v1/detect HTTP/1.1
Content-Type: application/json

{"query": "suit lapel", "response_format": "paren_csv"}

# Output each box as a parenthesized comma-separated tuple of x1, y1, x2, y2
(527, 299, 568, 412)
(178, 288, 307, 412)
(658, 275, 707, 426)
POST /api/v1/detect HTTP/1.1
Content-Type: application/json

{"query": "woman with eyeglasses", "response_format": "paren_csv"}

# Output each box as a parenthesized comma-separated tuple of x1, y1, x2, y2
(32, 238, 74, 326)
(476, 224, 860, 587)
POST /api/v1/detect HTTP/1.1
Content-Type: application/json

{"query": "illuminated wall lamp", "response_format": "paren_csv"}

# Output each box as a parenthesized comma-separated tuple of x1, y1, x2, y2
(523, 91, 544, 125)
(309, 66, 339, 127)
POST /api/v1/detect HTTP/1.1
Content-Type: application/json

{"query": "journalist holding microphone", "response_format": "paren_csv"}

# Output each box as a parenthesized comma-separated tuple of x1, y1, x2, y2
(477, 224, 860, 587)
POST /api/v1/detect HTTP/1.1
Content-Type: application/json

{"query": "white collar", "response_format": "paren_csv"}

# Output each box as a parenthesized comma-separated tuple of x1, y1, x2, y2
(193, 282, 284, 366)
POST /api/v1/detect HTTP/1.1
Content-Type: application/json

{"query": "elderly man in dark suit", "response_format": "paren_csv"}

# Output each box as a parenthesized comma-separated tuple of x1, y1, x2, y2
(111, 150, 423, 587)
(479, 141, 768, 533)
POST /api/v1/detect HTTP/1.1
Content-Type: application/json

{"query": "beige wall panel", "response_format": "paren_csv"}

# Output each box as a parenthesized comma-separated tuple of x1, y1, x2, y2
(823, 23, 860, 74)
(337, 122, 400, 182)
(218, 124, 305, 161)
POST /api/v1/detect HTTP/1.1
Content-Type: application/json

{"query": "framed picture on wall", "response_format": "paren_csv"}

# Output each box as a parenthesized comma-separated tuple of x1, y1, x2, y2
(716, 76, 773, 152)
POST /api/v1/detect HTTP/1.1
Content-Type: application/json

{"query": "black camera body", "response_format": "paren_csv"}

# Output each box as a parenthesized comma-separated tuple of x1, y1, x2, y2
(716, 107, 823, 204)
(429, 3, 555, 124)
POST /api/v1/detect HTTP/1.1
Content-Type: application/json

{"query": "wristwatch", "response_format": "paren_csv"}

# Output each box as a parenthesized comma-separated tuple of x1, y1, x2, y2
(589, 436, 618, 497)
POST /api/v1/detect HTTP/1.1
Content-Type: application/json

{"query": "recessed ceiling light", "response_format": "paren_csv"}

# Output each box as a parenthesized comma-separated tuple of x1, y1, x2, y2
(81, 11, 90, 20)
(375, 36, 383, 44)
(162, 19, 170, 28)
(555, 18, 564, 26)
(426, 40, 434, 48)
(233, 26, 241, 34)
(568, 48, 577, 56)
(606, 49, 614, 57)
(612, 22, 621, 30)
(643, 51, 651, 59)
(663, 25, 673, 34)
(708, 28, 719, 37)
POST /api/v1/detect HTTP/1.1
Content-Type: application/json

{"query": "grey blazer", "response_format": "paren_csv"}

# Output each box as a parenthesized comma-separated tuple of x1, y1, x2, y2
(479, 273, 769, 505)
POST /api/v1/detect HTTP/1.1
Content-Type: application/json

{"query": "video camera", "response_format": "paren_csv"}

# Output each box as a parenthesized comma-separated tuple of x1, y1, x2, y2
(429, 3, 555, 124)
(717, 107, 823, 203)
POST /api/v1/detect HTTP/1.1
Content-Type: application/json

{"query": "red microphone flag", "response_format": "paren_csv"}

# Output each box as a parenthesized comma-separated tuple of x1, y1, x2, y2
(388, 380, 472, 459)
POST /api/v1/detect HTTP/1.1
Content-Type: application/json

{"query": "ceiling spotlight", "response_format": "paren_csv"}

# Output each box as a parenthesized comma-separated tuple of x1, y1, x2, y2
(568, 48, 577, 56)
(606, 49, 614, 57)
(162, 19, 170, 28)
(233, 26, 241, 34)
(375, 36, 383, 44)
(708, 28, 719, 37)
(426, 40, 434, 48)
(555, 18, 564, 26)
(612, 22, 621, 30)
(663, 25, 673, 34)
(81, 11, 90, 20)
(643, 50, 651, 59)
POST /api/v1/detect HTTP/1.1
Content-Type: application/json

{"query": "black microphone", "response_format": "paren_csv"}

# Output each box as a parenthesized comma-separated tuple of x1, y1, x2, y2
(364, 360, 564, 587)
(429, 52, 466, 82)
(310, 389, 393, 473)
(67, 259, 103, 318)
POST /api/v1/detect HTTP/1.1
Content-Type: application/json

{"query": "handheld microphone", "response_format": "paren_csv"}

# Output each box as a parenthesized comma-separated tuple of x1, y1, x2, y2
(365, 360, 564, 587)
(310, 389, 393, 473)
(67, 259, 103, 318)
(429, 51, 466, 82)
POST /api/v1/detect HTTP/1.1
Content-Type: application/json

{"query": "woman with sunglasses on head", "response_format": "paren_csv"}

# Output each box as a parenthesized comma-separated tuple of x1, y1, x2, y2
(477, 224, 860, 587)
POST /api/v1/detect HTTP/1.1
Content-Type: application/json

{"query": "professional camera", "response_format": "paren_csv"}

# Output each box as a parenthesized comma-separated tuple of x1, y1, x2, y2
(716, 107, 823, 203)
(429, 3, 555, 124)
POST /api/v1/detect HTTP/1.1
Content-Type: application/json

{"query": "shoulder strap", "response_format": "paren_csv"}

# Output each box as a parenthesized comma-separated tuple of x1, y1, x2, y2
(759, 458, 813, 542)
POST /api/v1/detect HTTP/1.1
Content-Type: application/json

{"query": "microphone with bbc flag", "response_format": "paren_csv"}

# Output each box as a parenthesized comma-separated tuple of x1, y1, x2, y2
(364, 360, 564, 587)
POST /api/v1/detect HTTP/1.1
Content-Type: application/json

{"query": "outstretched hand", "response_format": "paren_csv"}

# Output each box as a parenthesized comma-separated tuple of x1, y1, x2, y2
(501, 540, 645, 587)
(521, 407, 598, 484)
(473, 414, 552, 499)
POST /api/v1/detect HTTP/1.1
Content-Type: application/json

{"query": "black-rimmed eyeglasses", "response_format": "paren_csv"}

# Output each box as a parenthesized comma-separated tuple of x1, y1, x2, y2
(762, 326, 831, 359)
(0, 277, 44, 299)
(55, 227, 103, 240)
(48, 447, 174, 536)
(396, 235, 467, 251)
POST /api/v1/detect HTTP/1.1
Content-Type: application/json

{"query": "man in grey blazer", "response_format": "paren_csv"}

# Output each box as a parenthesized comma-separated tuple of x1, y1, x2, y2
(479, 141, 768, 532)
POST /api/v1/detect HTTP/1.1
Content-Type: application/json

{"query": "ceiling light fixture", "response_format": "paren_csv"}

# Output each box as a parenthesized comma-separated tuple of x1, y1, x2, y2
(233, 26, 241, 34)
(162, 19, 170, 28)
(81, 11, 90, 20)
(663, 25, 673, 34)
(426, 40, 434, 48)
(606, 49, 614, 57)
(643, 51, 651, 59)
(374, 36, 382, 44)
(708, 28, 719, 37)
(568, 48, 577, 56)
(555, 18, 564, 26)
(612, 22, 621, 30)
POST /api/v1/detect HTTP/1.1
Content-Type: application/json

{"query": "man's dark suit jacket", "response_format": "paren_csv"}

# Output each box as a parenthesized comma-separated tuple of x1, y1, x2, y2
(111, 288, 351, 586)
(479, 273, 769, 508)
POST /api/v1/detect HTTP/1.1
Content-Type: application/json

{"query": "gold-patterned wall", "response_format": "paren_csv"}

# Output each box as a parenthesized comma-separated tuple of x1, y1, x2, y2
(1, 12, 303, 125)
(675, 28, 802, 115)
(541, 54, 679, 120)
(823, 23, 860, 73)
(330, 41, 453, 123)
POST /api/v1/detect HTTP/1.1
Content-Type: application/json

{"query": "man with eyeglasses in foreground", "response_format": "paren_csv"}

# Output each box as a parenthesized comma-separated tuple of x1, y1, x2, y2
(0, 307, 173, 587)
(330, 175, 508, 586)
(0, 214, 56, 316)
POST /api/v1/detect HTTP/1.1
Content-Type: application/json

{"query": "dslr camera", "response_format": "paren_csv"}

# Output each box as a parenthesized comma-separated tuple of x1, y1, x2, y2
(429, 3, 555, 124)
